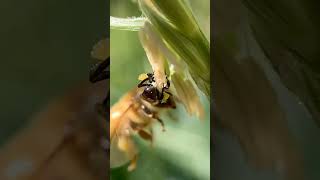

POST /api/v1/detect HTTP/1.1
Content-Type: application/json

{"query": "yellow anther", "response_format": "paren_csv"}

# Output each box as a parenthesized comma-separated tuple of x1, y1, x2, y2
(138, 73, 148, 81)
(161, 92, 170, 103)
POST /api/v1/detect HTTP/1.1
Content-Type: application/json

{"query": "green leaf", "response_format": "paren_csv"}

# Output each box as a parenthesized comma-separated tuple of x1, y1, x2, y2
(138, 0, 210, 97)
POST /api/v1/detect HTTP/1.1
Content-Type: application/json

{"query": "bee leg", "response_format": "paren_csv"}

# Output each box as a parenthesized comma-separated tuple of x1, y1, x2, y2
(164, 76, 170, 89)
(152, 116, 165, 132)
(89, 58, 110, 83)
(138, 83, 152, 88)
(102, 91, 109, 109)
(164, 91, 172, 96)
(90, 69, 109, 83)
(138, 129, 153, 147)
(158, 87, 164, 100)
(130, 124, 153, 145)
(138, 73, 155, 87)
(138, 78, 151, 87)
(117, 136, 138, 171)
(128, 154, 138, 171)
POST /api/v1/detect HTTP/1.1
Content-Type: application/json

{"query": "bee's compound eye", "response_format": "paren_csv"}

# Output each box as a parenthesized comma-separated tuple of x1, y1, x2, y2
(142, 86, 158, 102)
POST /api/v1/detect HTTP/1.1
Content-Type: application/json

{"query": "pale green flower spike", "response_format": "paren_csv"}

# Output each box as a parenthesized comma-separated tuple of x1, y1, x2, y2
(138, 0, 210, 97)
(111, 0, 209, 119)
(139, 22, 204, 119)
(139, 24, 167, 91)
(171, 70, 205, 119)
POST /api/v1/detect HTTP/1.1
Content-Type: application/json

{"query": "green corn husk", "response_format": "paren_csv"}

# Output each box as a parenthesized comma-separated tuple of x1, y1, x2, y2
(138, 0, 210, 97)
(110, 0, 209, 118)
(139, 22, 205, 119)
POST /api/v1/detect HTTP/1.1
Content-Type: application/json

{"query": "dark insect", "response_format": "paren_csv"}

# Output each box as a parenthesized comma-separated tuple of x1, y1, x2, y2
(137, 72, 173, 107)
(89, 57, 110, 83)
(110, 72, 175, 171)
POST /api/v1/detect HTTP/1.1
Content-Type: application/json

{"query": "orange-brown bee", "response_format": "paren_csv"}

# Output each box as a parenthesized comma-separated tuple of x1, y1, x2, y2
(110, 73, 175, 171)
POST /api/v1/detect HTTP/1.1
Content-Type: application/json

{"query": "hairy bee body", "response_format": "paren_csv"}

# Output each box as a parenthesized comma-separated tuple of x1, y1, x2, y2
(110, 87, 175, 171)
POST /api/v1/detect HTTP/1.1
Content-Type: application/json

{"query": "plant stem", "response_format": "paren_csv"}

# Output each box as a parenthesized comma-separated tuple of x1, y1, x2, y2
(110, 16, 146, 31)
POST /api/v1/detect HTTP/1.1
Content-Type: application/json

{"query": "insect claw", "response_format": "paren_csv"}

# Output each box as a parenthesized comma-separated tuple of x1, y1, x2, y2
(154, 117, 166, 132)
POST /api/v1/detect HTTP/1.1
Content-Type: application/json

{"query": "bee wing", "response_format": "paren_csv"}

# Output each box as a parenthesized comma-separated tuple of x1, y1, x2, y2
(110, 89, 139, 169)
(110, 136, 137, 169)
(91, 38, 109, 61)
(110, 89, 137, 139)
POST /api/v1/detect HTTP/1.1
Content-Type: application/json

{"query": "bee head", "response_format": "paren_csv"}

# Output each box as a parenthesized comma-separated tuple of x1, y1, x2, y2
(141, 86, 159, 103)
(138, 72, 173, 106)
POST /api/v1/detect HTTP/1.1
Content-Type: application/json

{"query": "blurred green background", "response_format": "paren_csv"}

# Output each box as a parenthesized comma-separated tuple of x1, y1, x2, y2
(110, 1, 210, 180)
(0, 0, 108, 145)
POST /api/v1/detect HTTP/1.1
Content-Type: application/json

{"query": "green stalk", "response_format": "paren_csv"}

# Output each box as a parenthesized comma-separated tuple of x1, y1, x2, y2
(110, 16, 146, 31)
(138, 0, 210, 97)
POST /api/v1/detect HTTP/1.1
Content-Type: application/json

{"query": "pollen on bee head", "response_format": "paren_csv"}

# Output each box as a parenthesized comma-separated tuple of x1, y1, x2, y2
(161, 92, 170, 103)
(138, 73, 148, 81)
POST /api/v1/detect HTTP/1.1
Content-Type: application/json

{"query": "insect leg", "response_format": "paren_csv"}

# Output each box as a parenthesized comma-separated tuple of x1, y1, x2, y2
(103, 92, 109, 106)
(89, 57, 110, 83)
(164, 91, 173, 96)
(147, 73, 155, 82)
(102, 90, 109, 110)
(128, 155, 138, 171)
(90, 69, 110, 83)
(138, 83, 152, 88)
(158, 87, 164, 100)
(138, 129, 153, 146)
(164, 76, 170, 89)
(151, 115, 165, 132)
(137, 77, 151, 87)
(117, 136, 138, 171)
(138, 73, 155, 87)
